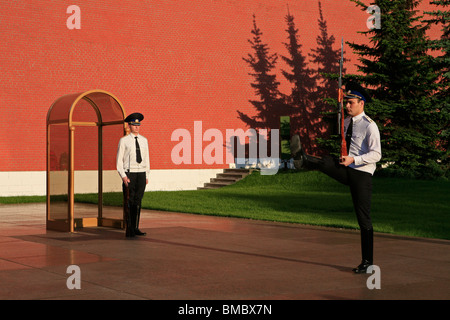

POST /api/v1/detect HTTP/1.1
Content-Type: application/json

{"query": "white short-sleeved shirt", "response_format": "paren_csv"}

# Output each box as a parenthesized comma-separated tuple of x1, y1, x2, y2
(116, 134, 150, 179)
(344, 112, 382, 175)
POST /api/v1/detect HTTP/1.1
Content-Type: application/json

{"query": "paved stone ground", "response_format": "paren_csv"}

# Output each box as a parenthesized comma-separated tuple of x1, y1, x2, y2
(1, 203, 449, 301)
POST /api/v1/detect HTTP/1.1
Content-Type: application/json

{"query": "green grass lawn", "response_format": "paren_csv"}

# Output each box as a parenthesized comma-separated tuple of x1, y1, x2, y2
(1, 170, 449, 240)
(137, 170, 450, 240)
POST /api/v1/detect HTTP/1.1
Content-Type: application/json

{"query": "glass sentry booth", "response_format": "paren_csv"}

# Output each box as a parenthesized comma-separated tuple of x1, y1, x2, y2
(46, 90, 127, 232)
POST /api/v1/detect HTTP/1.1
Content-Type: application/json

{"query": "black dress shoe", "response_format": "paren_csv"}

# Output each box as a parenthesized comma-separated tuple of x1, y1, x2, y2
(352, 260, 372, 274)
(134, 229, 147, 236)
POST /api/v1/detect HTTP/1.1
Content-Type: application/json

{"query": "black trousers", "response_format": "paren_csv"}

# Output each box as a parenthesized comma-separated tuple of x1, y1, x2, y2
(306, 155, 374, 263)
(123, 172, 146, 234)
(316, 156, 373, 231)
(124, 172, 146, 207)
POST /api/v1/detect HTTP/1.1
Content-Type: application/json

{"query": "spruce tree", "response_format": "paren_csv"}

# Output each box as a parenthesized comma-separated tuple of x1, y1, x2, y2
(239, 14, 286, 131)
(348, 0, 445, 178)
(424, 0, 450, 177)
(308, 1, 347, 156)
(280, 9, 316, 152)
(309, 1, 343, 104)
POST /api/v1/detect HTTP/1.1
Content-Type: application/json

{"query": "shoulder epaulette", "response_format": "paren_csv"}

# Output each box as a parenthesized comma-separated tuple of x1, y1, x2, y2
(364, 115, 373, 123)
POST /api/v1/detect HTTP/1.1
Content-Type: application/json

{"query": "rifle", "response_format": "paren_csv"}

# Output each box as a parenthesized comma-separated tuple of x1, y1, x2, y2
(338, 37, 347, 158)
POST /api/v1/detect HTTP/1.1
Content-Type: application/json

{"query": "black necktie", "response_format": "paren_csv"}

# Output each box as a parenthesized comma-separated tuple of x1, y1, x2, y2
(135, 137, 142, 163)
(346, 118, 353, 154)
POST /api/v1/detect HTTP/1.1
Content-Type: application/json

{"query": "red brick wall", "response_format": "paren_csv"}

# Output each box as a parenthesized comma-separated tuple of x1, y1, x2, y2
(0, 0, 440, 172)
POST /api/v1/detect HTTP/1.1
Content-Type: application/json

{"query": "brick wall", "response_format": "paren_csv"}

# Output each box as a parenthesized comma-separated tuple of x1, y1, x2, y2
(0, 0, 440, 174)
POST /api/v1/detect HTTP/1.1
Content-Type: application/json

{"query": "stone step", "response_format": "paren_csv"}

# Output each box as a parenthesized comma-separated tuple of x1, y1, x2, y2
(216, 173, 245, 180)
(203, 182, 231, 188)
(198, 168, 254, 190)
(210, 178, 237, 184)
(223, 168, 253, 174)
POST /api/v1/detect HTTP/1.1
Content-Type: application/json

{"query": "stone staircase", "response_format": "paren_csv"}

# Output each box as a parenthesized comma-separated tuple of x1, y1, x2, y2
(198, 168, 254, 190)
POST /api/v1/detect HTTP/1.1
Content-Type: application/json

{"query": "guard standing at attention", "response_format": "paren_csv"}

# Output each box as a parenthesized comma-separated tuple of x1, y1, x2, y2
(116, 112, 150, 237)
(290, 81, 382, 273)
